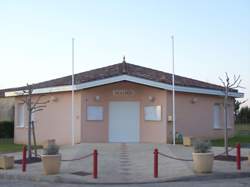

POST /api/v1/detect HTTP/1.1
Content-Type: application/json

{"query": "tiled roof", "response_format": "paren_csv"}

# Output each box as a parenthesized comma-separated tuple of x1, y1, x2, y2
(0, 62, 234, 97)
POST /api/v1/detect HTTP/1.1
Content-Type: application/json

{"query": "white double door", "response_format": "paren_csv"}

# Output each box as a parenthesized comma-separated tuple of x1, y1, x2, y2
(109, 101, 140, 142)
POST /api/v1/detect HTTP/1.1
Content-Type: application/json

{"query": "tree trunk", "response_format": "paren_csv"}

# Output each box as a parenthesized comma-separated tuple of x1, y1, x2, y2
(32, 121, 37, 157)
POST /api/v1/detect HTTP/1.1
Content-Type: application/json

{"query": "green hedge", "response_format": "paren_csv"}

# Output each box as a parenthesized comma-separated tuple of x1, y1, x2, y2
(0, 121, 14, 138)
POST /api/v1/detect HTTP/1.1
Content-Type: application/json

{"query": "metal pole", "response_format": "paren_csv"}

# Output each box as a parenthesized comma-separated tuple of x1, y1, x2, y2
(224, 87, 228, 155)
(154, 148, 158, 178)
(22, 145, 27, 172)
(71, 38, 75, 146)
(93, 149, 98, 178)
(171, 35, 176, 145)
(28, 85, 32, 159)
(236, 143, 241, 170)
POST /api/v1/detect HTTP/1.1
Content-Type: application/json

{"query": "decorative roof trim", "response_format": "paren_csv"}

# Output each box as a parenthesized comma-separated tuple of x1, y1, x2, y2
(4, 75, 243, 98)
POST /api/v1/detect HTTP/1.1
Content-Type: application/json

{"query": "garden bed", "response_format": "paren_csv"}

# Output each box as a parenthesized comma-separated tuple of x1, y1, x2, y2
(214, 155, 248, 161)
(15, 157, 41, 164)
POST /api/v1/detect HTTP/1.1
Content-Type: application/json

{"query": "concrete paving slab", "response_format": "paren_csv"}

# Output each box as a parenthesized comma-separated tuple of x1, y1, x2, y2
(0, 143, 249, 184)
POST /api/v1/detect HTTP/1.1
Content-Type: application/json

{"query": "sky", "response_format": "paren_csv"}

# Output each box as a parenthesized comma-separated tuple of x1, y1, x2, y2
(0, 0, 249, 106)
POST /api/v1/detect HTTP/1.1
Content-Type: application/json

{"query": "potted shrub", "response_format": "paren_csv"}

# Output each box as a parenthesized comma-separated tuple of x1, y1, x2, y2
(192, 140, 213, 173)
(41, 140, 61, 175)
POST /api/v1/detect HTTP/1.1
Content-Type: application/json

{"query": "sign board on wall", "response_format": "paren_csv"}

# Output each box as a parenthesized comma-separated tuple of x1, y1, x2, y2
(87, 106, 103, 121)
(112, 89, 135, 96)
(144, 105, 161, 121)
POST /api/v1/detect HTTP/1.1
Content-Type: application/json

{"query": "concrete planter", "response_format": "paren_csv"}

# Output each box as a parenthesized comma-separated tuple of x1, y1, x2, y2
(41, 154, 61, 175)
(0, 156, 14, 169)
(192, 152, 214, 173)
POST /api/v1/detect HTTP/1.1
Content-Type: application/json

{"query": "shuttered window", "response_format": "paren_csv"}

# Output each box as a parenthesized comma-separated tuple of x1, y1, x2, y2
(213, 104, 222, 129)
(17, 103, 25, 127)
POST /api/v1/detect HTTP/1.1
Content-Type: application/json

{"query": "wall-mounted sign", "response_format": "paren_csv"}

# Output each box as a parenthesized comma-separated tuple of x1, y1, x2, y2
(112, 89, 135, 96)
(87, 106, 103, 121)
(144, 105, 161, 121)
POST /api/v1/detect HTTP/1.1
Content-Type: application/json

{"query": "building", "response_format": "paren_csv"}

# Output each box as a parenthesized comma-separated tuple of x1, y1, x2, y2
(2, 60, 243, 145)
(0, 90, 14, 122)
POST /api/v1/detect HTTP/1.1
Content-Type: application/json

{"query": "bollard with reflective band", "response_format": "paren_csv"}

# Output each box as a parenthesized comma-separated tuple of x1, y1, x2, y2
(93, 149, 98, 178)
(22, 145, 27, 172)
(154, 148, 158, 178)
(236, 143, 241, 170)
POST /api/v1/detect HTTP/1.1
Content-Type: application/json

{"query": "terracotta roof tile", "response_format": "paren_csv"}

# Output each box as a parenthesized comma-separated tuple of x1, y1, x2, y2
(0, 62, 236, 97)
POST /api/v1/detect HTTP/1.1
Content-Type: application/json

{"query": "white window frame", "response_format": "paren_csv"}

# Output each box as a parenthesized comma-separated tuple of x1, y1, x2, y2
(213, 103, 233, 129)
(213, 104, 222, 129)
(17, 103, 25, 128)
(213, 103, 222, 129)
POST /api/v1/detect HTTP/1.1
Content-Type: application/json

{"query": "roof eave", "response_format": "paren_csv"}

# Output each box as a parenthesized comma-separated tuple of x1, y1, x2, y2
(4, 75, 244, 98)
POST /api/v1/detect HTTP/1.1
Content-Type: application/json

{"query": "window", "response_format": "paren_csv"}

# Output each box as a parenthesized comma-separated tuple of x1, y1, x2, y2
(213, 104, 222, 129)
(17, 103, 25, 127)
(144, 105, 161, 121)
(87, 106, 103, 121)
(225, 105, 232, 128)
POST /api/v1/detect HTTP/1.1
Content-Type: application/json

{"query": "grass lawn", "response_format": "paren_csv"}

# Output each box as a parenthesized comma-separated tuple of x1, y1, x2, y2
(211, 135, 250, 147)
(211, 123, 250, 147)
(0, 139, 43, 153)
(0, 139, 23, 153)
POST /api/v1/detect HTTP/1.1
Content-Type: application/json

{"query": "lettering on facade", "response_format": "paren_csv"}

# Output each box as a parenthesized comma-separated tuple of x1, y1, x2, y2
(112, 89, 135, 96)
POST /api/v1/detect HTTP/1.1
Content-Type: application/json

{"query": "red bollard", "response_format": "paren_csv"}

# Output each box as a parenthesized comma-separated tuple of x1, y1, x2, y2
(93, 149, 98, 178)
(236, 143, 241, 170)
(154, 148, 158, 178)
(22, 145, 27, 172)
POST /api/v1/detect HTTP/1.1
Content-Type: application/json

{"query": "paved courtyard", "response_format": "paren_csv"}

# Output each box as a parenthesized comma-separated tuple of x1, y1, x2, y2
(0, 143, 250, 184)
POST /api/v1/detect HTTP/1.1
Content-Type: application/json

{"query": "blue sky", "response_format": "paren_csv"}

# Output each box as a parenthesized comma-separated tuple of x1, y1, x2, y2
(0, 0, 249, 106)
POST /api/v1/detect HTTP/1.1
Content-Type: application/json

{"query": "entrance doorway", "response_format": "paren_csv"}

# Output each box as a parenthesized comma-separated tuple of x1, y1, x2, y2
(109, 101, 140, 142)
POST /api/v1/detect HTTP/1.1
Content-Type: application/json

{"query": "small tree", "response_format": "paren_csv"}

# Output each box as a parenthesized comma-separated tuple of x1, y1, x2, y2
(237, 106, 250, 124)
(20, 84, 49, 159)
(234, 100, 247, 122)
(219, 73, 244, 156)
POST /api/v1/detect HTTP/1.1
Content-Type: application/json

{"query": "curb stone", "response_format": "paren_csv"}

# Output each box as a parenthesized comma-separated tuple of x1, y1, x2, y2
(0, 172, 250, 185)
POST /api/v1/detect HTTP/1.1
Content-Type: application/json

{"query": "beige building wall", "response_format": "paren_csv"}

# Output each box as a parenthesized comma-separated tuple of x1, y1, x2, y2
(81, 81, 167, 143)
(166, 91, 235, 141)
(14, 92, 82, 145)
(13, 82, 235, 145)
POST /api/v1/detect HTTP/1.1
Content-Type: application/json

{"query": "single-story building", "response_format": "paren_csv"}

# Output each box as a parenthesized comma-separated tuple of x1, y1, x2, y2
(0, 90, 14, 122)
(2, 60, 243, 145)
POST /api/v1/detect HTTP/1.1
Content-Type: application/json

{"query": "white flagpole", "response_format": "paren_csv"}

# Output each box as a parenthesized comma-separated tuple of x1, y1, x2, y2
(71, 38, 75, 146)
(171, 35, 176, 145)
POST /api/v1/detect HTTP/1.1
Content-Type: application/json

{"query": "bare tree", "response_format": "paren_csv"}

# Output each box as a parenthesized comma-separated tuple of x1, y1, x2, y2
(219, 73, 244, 156)
(234, 100, 247, 118)
(20, 84, 49, 159)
